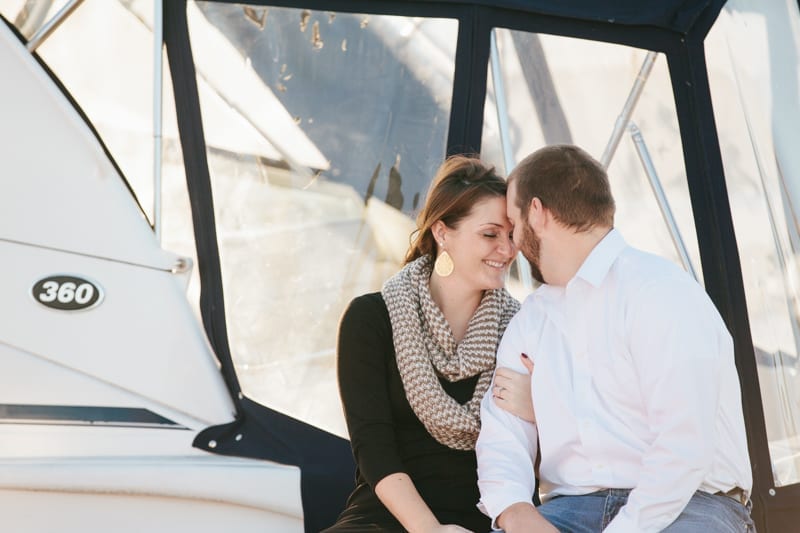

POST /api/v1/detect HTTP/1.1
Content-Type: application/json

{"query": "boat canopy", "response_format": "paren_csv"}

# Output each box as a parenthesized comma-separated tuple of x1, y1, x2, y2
(3, 0, 800, 531)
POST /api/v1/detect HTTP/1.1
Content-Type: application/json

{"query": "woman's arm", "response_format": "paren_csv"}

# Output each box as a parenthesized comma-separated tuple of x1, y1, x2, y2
(493, 354, 535, 422)
(338, 296, 469, 532)
(375, 473, 470, 532)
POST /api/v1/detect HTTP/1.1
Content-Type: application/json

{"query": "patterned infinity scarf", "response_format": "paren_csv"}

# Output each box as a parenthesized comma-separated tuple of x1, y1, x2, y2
(382, 255, 519, 450)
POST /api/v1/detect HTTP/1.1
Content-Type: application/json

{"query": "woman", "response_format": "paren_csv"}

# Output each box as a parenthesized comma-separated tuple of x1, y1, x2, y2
(324, 155, 533, 533)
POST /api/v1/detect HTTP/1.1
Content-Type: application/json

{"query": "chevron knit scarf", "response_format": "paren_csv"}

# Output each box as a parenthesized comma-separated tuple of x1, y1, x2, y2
(382, 255, 520, 450)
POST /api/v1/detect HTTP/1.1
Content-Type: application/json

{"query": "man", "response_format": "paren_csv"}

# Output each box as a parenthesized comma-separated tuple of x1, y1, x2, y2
(476, 145, 753, 532)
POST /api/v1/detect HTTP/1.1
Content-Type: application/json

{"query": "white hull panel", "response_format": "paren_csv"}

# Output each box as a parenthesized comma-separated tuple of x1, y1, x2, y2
(0, 490, 302, 532)
(0, 450, 303, 532)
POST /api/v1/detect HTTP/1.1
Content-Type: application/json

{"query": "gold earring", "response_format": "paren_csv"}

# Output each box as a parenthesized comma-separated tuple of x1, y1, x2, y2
(434, 250, 454, 277)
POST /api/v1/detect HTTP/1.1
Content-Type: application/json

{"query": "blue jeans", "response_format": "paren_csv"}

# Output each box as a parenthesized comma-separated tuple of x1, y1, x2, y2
(537, 489, 755, 532)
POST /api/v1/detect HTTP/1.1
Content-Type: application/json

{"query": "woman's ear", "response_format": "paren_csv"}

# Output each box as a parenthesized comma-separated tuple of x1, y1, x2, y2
(431, 220, 447, 247)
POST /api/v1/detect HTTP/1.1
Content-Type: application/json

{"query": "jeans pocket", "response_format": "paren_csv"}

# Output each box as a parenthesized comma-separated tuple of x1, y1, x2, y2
(703, 491, 753, 531)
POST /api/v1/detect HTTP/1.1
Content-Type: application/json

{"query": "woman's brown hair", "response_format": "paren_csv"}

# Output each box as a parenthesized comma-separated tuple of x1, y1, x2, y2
(405, 155, 506, 264)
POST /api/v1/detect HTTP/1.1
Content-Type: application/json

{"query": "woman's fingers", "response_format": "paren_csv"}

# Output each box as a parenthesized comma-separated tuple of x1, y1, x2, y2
(521, 352, 534, 374)
(493, 373, 511, 388)
(494, 366, 524, 383)
(494, 362, 536, 423)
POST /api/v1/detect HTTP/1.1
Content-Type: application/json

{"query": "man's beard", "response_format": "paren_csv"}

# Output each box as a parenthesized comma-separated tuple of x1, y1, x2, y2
(520, 223, 545, 284)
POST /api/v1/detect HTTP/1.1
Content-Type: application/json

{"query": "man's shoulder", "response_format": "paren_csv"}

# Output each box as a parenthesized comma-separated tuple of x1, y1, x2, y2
(615, 245, 695, 289)
(501, 289, 549, 344)
(516, 287, 549, 316)
(615, 246, 719, 319)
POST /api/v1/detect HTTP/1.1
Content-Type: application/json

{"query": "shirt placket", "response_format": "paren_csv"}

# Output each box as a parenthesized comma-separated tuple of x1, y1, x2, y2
(566, 282, 611, 486)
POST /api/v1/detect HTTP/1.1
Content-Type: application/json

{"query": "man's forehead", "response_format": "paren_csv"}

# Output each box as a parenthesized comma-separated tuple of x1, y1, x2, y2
(506, 193, 521, 218)
(506, 180, 517, 203)
(507, 179, 518, 201)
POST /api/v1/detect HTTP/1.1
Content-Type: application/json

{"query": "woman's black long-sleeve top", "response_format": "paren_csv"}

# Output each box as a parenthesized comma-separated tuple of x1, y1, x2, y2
(325, 292, 490, 532)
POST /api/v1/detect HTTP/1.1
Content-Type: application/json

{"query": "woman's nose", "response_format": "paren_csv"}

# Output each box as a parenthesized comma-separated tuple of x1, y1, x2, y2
(498, 235, 515, 258)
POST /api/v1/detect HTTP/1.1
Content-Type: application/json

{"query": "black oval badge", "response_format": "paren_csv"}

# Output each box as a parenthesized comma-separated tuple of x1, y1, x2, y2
(32, 275, 103, 311)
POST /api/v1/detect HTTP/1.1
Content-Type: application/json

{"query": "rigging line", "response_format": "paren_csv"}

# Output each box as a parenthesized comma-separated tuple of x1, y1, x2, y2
(600, 51, 657, 168)
(26, 0, 84, 52)
(0, 237, 186, 274)
(628, 122, 698, 281)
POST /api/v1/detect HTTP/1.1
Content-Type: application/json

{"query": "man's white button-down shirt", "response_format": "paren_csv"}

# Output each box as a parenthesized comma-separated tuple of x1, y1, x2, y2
(477, 229, 752, 532)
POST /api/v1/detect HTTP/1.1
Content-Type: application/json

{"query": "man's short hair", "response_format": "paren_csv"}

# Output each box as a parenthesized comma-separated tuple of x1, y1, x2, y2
(509, 145, 615, 231)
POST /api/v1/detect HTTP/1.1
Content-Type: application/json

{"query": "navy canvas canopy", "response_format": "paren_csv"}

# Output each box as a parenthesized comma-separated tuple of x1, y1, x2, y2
(161, 1, 784, 531)
(415, 0, 713, 32)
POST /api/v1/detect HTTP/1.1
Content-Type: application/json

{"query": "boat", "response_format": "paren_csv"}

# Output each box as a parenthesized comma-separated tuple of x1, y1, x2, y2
(1, 0, 799, 530)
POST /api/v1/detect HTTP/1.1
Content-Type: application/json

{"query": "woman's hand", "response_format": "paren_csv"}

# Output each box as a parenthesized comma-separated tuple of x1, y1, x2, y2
(432, 526, 473, 532)
(375, 473, 475, 533)
(493, 353, 535, 422)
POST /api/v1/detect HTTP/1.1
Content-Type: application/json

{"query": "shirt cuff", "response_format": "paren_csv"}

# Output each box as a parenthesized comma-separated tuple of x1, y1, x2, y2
(478, 482, 536, 530)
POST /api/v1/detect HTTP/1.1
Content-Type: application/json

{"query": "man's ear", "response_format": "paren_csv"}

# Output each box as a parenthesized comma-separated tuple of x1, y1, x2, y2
(527, 197, 544, 229)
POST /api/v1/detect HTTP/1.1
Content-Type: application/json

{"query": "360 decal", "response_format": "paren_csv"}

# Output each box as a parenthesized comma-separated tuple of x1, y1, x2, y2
(32, 275, 104, 311)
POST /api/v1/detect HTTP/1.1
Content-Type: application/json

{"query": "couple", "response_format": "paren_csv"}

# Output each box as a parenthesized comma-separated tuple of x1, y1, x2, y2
(325, 145, 754, 532)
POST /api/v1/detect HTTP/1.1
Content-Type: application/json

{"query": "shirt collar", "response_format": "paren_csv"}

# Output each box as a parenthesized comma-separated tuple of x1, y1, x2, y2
(571, 228, 627, 288)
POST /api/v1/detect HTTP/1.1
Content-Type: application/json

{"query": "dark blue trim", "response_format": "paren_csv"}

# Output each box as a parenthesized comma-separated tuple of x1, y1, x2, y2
(164, 4, 353, 530)
(194, 398, 354, 533)
(447, 6, 491, 155)
(163, 0, 241, 402)
(207, 0, 713, 33)
(0, 404, 186, 429)
(665, 15, 772, 528)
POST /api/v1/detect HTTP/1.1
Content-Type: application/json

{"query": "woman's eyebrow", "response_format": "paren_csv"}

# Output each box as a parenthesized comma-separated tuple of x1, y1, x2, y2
(479, 222, 506, 228)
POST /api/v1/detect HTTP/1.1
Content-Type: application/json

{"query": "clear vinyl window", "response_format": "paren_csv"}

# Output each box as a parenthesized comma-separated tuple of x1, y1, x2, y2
(189, 2, 458, 436)
(707, 1, 800, 487)
(482, 27, 700, 299)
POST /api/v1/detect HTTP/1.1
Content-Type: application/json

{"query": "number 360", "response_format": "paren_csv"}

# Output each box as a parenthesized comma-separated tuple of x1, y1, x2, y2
(38, 280, 95, 305)
(33, 276, 103, 311)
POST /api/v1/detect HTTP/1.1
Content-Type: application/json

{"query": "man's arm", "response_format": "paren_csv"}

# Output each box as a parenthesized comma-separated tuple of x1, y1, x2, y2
(476, 312, 544, 530)
(603, 278, 727, 532)
(497, 503, 558, 533)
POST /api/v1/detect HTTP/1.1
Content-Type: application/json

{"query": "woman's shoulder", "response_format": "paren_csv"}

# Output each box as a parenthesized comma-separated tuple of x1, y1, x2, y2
(346, 291, 388, 316)
(341, 292, 391, 329)
(338, 293, 394, 363)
